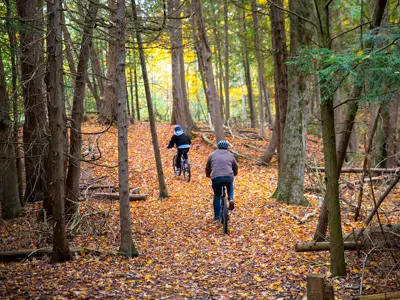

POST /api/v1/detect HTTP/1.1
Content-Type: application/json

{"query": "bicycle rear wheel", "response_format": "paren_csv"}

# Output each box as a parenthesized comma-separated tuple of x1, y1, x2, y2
(220, 197, 229, 234)
(183, 160, 191, 182)
(173, 155, 181, 176)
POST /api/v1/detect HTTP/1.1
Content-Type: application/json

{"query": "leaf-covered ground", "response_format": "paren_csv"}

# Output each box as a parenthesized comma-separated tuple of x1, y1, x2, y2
(1, 120, 399, 299)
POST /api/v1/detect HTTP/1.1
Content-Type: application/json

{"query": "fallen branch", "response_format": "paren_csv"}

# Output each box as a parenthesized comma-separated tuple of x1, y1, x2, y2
(355, 291, 400, 300)
(243, 144, 265, 152)
(307, 166, 400, 174)
(0, 247, 109, 262)
(93, 193, 147, 201)
(295, 241, 358, 252)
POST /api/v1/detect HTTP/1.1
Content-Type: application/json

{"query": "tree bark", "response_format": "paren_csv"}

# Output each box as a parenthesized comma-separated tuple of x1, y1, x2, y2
(261, 0, 288, 169)
(276, 0, 313, 206)
(16, 0, 48, 204)
(66, 0, 99, 216)
(132, 0, 169, 198)
(167, 0, 196, 136)
(192, 0, 224, 142)
(223, 0, 230, 121)
(133, 55, 141, 120)
(386, 94, 398, 167)
(0, 50, 22, 219)
(5, 0, 24, 204)
(115, 0, 139, 257)
(46, 0, 72, 263)
(99, 0, 117, 123)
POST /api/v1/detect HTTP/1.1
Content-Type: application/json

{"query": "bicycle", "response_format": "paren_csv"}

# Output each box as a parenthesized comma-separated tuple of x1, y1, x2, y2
(173, 149, 191, 182)
(219, 185, 229, 234)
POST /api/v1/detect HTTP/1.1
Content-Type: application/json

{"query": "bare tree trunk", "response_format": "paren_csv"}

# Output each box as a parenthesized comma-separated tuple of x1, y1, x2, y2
(90, 43, 105, 100)
(315, 0, 346, 276)
(261, 0, 288, 168)
(276, 0, 313, 206)
(250, 0, 265, 136)
(133, 55, 140, 120)
(223, 0, 230, 120)
(66, 0, 99, 216)
(238, 4, 255, 128)
(5, 0, 24, 204)
(192, 0, 224, 141)
(115, 0, 139, 257)
(128, 51, 136, 119)
(0, 50, 22, 219)
(167, 0, 196, 136)
(132, 0, 168, 198)
(99, 0, 117, 123)
(387, 94, 399, 167)
(46, 0, 72, 263)
(16, 0, 48, 204)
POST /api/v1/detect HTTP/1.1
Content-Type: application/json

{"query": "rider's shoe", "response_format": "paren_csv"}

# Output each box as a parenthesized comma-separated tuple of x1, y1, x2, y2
(213, 217, 220, 223)
(229, 200, 235, 210)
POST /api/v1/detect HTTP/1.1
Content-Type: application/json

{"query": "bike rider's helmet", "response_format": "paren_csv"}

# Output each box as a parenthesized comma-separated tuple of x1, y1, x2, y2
(217, 140, 229, 149)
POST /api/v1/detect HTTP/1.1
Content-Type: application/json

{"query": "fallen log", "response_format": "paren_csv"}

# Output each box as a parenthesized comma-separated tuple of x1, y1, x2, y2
(243, 144, 265, 152)
(93, 192, 147, 201)
(307, 166, 400, 174)
(355, 291, 400, 300)
(0, 247, 106, 262)
(295, 241, 358, 252)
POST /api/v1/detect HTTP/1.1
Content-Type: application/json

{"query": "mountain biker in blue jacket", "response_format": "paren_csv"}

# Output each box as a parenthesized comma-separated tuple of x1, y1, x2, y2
(167, 125, 191, 170)
(206, 140, 238, 222)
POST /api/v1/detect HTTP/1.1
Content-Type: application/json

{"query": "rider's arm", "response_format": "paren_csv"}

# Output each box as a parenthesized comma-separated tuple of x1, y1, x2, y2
(232, 157, 238, 176)
(205, 156, 212, 178)
(167, 136, 175, 148)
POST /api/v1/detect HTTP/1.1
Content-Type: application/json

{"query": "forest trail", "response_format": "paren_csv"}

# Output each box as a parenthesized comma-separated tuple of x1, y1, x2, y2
(1, 120, 398, 299)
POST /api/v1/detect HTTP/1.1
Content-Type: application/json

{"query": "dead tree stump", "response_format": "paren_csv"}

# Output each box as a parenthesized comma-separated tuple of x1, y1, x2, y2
(307, 274, 334, 300)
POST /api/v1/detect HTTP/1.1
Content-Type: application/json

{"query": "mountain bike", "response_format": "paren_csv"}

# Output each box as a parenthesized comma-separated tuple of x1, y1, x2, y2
(220, 185, 229, 234)
(173, 149, 191, 182)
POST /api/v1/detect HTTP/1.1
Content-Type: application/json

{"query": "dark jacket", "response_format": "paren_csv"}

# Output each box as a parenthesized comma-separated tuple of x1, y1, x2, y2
(167, 133, 191, 149)
(206, 149, 238, 180)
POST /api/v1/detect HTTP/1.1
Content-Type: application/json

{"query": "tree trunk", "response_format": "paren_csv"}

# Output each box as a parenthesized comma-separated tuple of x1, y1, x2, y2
(128, 51, 135, 119)
(387, 94, 399, 167)
(238, 5, 255, 128)
(99, 0, 117, 123)
(115, 0, 139, 257)
(167, 0, 196, 136)
(250, 0, 265, 136)
(0, 51, 22, 219)
(315, 0, 346, 277)
(5, 0, 24, 204)
(133, 56, 140, 121)
(46, 0, 72, 263)
(66, 0, 99, 216)
(132, 0, 169, 198)
(314, 0, 388, 240)
(276, 0, 313, 206)
(90, 43, 105, 101)
(16, 0, 48, 204)
(192, 0, 224, 141)
(261, 0, 288, 168)
(223, 0, 230, 120)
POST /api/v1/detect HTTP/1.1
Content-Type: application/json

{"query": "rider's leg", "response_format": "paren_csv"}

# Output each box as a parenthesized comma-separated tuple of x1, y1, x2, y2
(220, 177, 235, 210)
(212, 178, 223, 221)
(176, 149, 183, 168)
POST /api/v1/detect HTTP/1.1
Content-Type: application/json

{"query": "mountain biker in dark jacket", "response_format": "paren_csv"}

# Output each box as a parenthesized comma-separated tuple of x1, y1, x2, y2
(206, 140, 238, 222)
(167, 125, 191, 169)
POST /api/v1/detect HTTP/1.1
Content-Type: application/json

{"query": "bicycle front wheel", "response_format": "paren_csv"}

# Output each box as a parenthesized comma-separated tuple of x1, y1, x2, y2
(183, 161, 191, 182)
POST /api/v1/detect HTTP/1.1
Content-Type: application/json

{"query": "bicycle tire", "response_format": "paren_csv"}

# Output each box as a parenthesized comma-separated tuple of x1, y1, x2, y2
(183, 161, 191, 182)
(223, 199, 229, 234)
(172, 155, 181, 176)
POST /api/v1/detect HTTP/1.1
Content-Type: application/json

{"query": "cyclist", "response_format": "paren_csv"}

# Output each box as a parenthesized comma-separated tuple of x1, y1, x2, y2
(167, 125, 191, 171)
(205, 140, 238, 222)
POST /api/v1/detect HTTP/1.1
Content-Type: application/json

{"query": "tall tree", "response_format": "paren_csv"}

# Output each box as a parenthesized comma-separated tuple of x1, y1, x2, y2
(99, 0, 117, 123)
(16, 0, 48, 204)
(167, 0, 196, 135)
(314, 0, 388, 241)
(66, 0, 100, 216)
(223, 0, 230, 121)
(192, 0, 224, 141)
(315, 0, 346, 276)
(46, 0, 72, 262)
(276, 0, 314, 206)
(132, 0, 169, 198)
(0, 50, 22, 219)
(116, 0, 139, 257)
